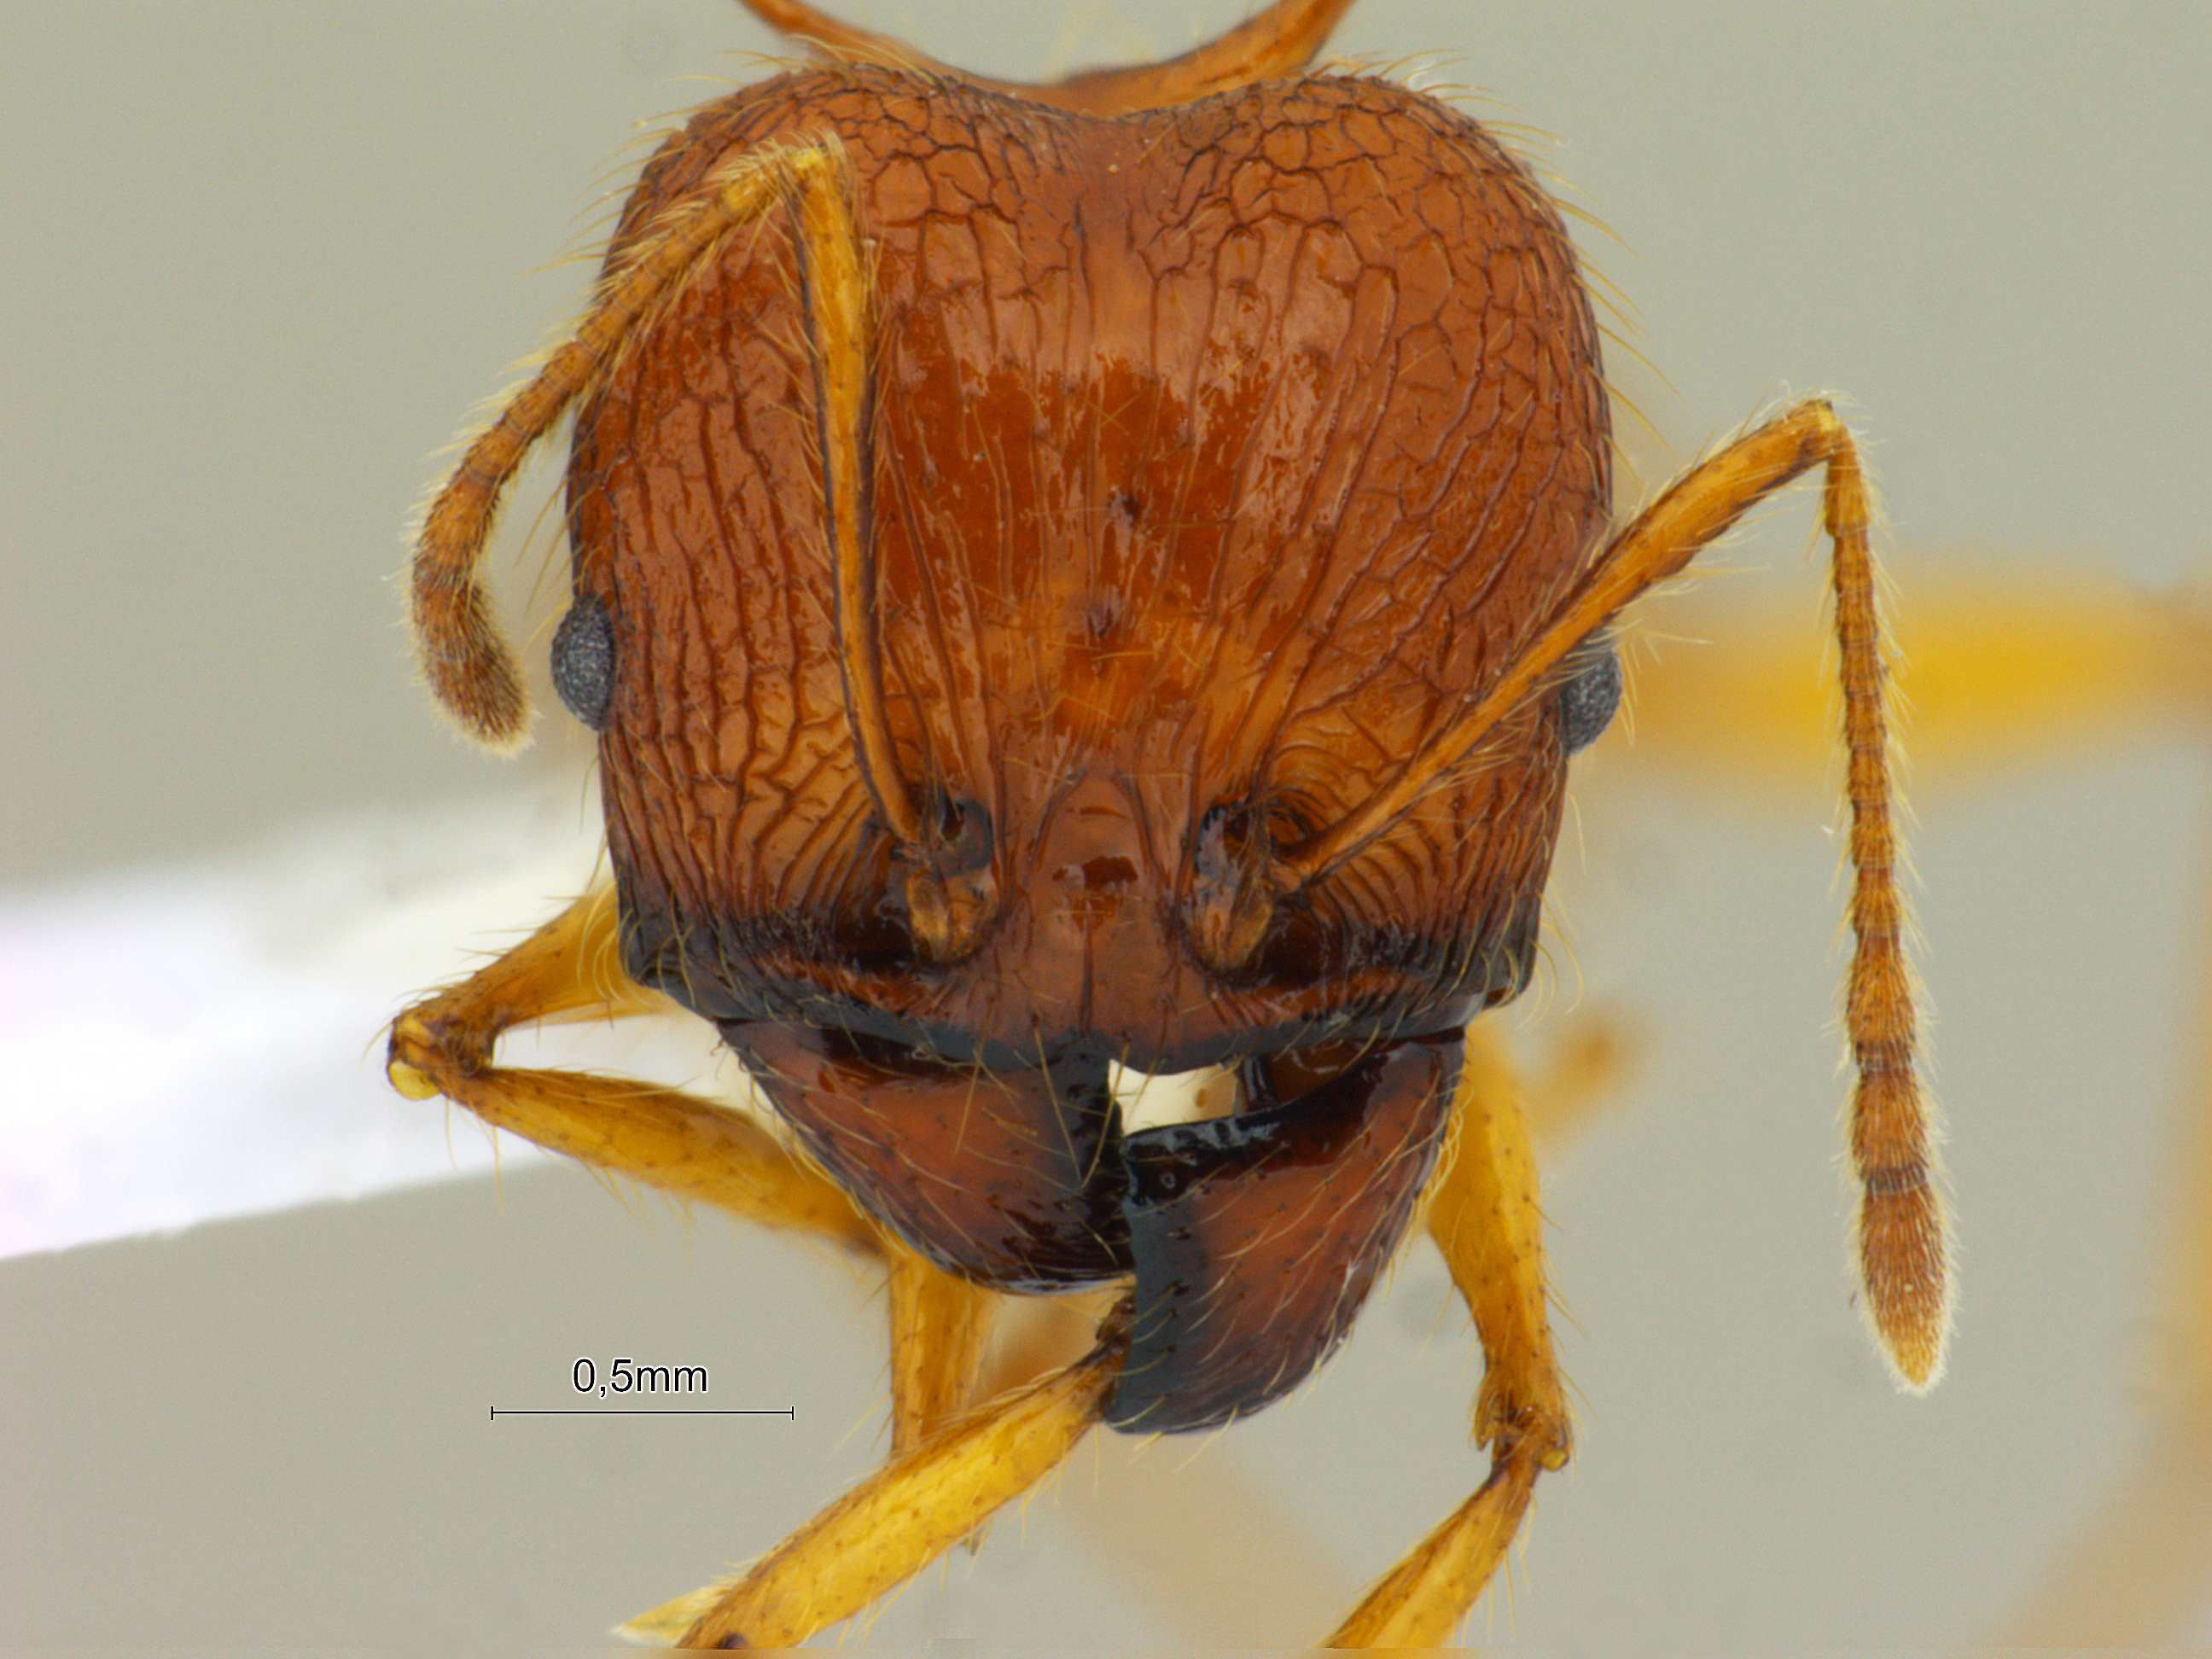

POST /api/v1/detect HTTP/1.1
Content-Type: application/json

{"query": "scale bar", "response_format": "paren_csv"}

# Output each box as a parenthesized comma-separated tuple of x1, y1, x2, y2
(492, 1406, 795, 1418)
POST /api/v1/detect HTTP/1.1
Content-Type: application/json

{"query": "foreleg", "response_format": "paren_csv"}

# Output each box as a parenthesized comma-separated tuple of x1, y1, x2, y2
(1324, 1023, 1568, 1647)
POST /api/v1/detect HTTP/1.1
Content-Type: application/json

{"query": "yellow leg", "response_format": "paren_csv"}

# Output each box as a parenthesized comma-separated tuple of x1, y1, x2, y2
(623, 1307, 1130, 1649)
(886, 1249, 995, 1457)
(1989, 853, 2212, 1643)
(1325, 1024, 1569, 1648)
(386, 882, 876, 1253)
(1520, 1010, 1635, 1155)
(1432, 1026, 1575, 1469)
(1623, 574, 2210, 788)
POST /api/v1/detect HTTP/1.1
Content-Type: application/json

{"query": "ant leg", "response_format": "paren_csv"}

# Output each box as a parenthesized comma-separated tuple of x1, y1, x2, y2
(886, 1250, 995, 1456)
(621, 1304, 1131, 1648)
(385, 883, 876, 1253)
(1520, 1010, 1634, 1156)
(1992, 1117, 2212, 1633)
(1627, 575, 2209, 787)
(1995, 798, 2212, 1641)
(730, 0, 1356, 114)
(1435, 1025, 1575, 1470)
(1324, 1024, 1569, 1648)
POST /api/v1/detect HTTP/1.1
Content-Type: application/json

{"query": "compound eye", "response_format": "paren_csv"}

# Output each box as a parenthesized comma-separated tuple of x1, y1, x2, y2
(1558, 632, 1621, 756)
(550, 592, 615, 730)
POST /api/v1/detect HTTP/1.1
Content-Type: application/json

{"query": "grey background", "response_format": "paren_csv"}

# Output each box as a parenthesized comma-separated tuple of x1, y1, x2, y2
(3, 0, 2208, 1650)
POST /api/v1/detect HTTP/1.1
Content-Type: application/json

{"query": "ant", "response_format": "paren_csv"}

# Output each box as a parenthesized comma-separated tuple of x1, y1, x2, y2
(387, 0, 1947, 1643)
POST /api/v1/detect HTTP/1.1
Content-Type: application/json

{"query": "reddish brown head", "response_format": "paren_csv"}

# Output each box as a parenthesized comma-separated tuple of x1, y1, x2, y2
(568, 66, 1611, 1071)
(411, 0, 1627, 1431)
(407, 0, 1947, 1436)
